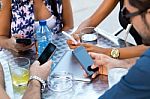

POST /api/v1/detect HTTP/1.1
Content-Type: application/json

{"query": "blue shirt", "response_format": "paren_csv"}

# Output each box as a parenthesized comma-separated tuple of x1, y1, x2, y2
(99, 48, 150, 99)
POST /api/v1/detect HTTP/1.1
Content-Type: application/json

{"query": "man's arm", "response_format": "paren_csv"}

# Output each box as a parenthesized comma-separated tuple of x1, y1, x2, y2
(0, 63, 10, 99)
(22, 60, 52, 99)
(99, 49, 150, 99)
(22, 80, 41, 99)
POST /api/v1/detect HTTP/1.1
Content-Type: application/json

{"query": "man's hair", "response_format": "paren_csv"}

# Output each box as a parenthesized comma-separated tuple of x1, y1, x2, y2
(129, 0, 150, 29)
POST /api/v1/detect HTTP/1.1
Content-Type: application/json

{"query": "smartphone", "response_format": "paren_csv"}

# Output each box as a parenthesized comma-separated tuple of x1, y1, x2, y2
(38, 43, 56, 65)
(16, 38, 32, 45)
(72, 46, 98, 77)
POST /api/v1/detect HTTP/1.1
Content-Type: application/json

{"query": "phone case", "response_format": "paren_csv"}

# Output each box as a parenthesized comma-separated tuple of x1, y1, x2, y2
(73, 46, 98, 77)
(38, 43, 56, 65)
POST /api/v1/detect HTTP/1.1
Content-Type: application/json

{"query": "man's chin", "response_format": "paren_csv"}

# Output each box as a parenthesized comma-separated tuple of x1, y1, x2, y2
(142, 40, 150, 46)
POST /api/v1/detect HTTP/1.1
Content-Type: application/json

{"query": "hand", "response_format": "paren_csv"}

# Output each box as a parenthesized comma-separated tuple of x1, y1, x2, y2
(88, 52, 127, 78)
(67, 33, 81, 49)
(29, 60, 52, 80)
(8, 36, 34, 52)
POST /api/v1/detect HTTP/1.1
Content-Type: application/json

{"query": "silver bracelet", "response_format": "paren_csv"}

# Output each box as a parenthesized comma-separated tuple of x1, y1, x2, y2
(28, 76, 46, 92)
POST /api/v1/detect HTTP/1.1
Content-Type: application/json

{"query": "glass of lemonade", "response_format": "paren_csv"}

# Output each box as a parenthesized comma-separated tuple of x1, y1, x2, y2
(8, 57, 30, 94)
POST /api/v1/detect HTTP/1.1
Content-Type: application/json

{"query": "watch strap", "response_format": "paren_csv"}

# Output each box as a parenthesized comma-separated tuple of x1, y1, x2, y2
(28, 76, 46, 92)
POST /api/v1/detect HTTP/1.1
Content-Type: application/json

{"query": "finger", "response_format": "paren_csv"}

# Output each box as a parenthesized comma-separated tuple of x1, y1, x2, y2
(91, 71, 99, 79)
(91, 64, 98, 69)
(70, 45, 80, 49)
(31, 60, 40, 68)
(72, 34, 80, 43)
(89, 52, 98, 59)
(94, 59, 106, 66)
(83, 70, 88, 78)
(42, 60, 52, 68)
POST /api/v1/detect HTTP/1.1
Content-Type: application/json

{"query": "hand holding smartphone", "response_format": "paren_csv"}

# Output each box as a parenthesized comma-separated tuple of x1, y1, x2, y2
(38, 43, 56, 65)
(72, 46, 98, 77)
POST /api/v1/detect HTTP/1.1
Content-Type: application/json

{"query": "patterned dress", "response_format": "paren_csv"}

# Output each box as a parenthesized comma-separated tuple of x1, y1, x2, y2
(11, 0, 63, 41)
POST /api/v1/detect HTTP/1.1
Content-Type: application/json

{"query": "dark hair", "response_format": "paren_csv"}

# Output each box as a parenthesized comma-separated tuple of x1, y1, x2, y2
(48, 0, 59, 17)
(129, 0, 150, 29)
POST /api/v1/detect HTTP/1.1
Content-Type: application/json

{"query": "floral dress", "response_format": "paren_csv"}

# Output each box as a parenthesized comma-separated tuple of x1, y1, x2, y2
(11, 0, 63, 41)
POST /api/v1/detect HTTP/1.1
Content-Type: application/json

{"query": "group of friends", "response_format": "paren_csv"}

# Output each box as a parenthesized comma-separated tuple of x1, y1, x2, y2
(0, 0, 150, 99)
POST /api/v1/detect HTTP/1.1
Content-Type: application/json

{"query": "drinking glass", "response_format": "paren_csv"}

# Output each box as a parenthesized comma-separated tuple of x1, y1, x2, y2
(50, 71, 73, 92)
(80, 27, 98, 44)
(8, 57, 30, 93)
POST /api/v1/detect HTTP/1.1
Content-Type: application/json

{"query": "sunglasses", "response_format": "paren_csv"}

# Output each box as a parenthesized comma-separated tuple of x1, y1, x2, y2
(120, 6, 148, 22)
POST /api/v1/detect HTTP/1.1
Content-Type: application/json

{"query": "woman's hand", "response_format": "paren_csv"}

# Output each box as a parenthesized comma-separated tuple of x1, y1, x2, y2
(67, 33, 81, 49)
(8, 36, 34, 52)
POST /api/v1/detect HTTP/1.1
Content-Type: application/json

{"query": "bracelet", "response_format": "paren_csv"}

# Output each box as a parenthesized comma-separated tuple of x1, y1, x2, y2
(28, 76, 46, 92)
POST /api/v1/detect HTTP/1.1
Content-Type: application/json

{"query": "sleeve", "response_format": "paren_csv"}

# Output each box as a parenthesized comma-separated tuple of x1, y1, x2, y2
(99, 55, 150, 99)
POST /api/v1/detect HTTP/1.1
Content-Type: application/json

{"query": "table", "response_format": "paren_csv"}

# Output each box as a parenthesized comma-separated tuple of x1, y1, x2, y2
(0, 29, 129, 99)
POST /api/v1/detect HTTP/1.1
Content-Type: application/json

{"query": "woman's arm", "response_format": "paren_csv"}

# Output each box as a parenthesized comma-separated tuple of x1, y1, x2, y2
(74, 0, 119, 34)
(0, 0, 11, 49)
(33, 0, 51, 20)
(81, 43, 149, 59)
(61, 0, 74, 31)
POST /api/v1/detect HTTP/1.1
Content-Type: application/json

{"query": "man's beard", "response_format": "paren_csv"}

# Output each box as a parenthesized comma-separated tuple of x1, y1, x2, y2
(142, 37, 150, 46)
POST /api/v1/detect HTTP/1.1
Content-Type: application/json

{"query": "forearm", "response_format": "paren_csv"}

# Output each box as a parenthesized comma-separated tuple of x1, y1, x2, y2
(100, 45, 149, 59)
(22, 80, 41, 99)
(62, 0, 74, 31)
(0, 63, 10, 99)
(0, 86, 10, 99)
(76, 0, 119, 33)
(118, 45, 149, 59)
(0, 36, 11, 49)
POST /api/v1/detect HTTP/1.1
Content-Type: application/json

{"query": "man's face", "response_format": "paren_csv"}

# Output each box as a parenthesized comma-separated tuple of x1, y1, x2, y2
(125, 0, 150, 46)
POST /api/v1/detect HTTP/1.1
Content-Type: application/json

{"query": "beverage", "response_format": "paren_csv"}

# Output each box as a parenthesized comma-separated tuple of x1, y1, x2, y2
(35, 20, 53, 56)
(8, 57, 30, 94)
(11, 67, 29, 87)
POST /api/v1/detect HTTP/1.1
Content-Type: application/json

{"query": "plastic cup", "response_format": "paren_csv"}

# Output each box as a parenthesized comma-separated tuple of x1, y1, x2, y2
(8, 57, 30, 93)
(80, 27, 98, 44)
(50, 71, 73, 92)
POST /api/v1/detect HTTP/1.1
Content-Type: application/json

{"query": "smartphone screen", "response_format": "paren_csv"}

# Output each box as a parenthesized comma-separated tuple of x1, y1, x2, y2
(38, 43, 56, 65)
(73, 46, 98, 77)
(16, 38, 32, 45)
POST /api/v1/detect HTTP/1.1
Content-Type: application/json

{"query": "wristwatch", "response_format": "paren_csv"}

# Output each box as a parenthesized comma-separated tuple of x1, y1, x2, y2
(28, 76, 46, 92)
(110, 48, 120, 59)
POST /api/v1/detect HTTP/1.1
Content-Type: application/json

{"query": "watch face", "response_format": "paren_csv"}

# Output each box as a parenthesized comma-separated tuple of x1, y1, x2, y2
(111, 48, 120, 58)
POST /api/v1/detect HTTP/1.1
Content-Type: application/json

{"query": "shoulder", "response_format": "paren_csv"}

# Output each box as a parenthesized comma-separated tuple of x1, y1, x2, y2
(137, 48, 150, 64)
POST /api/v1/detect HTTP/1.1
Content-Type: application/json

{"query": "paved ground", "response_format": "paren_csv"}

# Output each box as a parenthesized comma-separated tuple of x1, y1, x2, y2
(70, 0, 122, 34)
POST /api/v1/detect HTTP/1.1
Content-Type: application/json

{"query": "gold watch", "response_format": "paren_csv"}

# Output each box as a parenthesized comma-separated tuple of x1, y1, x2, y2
(110, 48, 120, 59)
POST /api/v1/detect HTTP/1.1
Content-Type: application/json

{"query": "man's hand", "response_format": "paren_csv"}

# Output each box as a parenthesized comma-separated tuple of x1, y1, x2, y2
(29, 60, 52, 80)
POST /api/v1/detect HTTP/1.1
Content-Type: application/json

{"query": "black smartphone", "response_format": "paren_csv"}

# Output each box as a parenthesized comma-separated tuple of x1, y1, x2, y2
(73, 46, 98, 77)
(16, 38, 32, 45)
(38, 43, 56, 65)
